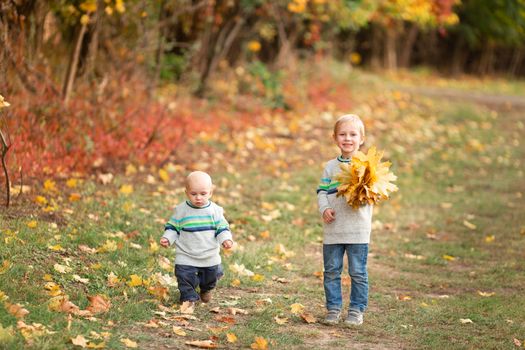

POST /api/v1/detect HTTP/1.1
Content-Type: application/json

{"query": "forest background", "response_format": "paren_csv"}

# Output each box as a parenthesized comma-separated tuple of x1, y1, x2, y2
(1, 0, 525, 187)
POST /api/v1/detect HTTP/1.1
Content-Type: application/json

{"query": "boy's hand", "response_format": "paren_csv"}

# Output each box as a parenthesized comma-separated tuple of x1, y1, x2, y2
(222, 240, 233, 249)
(322, 208, 335, 224)
(159, 237, 170, 247)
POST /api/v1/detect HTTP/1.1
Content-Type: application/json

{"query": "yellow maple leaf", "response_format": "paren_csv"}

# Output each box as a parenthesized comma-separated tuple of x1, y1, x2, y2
(66, 178, 78, 188)
(226, 333, 238, 343)
(251, 274, 265, 282)
(34, 195, 47, 205)
(158, 169, 170, 183)
(119, 184, 134, 195)
(43, 179, 57, 192)
(290, 303, 304, 314)
(127, 275, 143, 287)
(250, 336, 268, 350)
(335, 146, 398, 209)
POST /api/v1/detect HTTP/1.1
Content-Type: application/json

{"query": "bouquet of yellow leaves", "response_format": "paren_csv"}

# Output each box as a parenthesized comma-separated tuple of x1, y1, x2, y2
(335, 146, 398, 209)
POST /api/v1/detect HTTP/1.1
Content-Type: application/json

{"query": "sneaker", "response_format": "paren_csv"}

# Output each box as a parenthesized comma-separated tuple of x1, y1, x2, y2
(200, 290, 212, 303)
(322, 309, 341, 325)
(344, 309, 363, 326)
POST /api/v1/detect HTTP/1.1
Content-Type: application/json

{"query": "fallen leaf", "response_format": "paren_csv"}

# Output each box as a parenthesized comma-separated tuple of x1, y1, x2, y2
(460, 318, 473, 324)
(463, 220, 476, 230)
(250, 336, 268, 350)
(173, 326, 187, 336)
(484, 235, 495, 243)
(226, 333, 238, 343)
(442, 255, 456, 261)
(0, 324, 15, 343)
(86, 295, 111, 314)
(180, 301, 195, 314)
(71, 335, 89, 347)
(185, 340, 217, 348)
(251, 274, 265, 282)
(127, 274, 143, 287)
(27, 220, 38, 228)
(73, 275, 90, 284)
(477, 291, 495, 297)
(513, 338, 522, 347)
(300, 312, 317, 324)
(274, 316, 288, 324)
(227, 307, 248, 315)
(119, 185, 134, 194)
(54, 263, 72, 274)
(120, 338, 138, 348)
(6, 302, 29, 319)
(290, 303, 304, 314)
(215, 315, 236, 324)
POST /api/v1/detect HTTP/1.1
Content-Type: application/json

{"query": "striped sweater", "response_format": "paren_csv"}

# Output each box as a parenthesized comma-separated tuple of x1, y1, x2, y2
(162, 201, 233, 267)
(317, 156, 373, 244)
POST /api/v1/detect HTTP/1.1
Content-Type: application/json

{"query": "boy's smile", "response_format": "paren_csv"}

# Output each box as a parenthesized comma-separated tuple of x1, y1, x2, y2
(334, 121, 364, 158)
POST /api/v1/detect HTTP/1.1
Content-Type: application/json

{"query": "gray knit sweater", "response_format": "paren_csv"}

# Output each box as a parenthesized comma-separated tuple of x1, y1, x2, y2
(162, 201, 233, 267)
(317, 156, 373, 244)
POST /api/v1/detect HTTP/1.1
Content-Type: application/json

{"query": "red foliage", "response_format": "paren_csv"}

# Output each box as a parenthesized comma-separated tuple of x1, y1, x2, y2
(3, 76, 267, 182)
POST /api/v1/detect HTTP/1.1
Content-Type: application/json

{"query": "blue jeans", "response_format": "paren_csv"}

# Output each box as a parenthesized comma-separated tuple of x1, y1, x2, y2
(323, 244, 368, 312)
(175, 264, 223, 302)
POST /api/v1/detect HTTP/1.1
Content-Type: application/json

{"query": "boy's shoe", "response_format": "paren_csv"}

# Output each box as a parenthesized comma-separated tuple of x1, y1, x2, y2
(344, 309, 363, 326)
(322, 309, 341, 325)
(200, 290, 212, 303)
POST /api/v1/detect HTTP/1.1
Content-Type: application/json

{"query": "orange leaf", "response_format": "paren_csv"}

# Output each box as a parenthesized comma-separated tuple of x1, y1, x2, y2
(250, 336, 268, 350)
(300, 312, 317, 324)
(86, 295, 111, 314)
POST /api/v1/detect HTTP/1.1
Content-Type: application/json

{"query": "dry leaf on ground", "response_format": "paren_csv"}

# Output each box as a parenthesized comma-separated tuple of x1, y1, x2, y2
(185, 340, 217, 348)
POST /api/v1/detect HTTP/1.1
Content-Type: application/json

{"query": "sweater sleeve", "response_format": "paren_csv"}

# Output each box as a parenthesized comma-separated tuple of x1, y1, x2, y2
(317, 165, 332, 215)
(162, 210, 180, 245)
(214, 206, 233, 245)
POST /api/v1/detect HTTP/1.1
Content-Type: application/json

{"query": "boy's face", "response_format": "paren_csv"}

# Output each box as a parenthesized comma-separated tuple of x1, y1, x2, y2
(185, 179, 212, 207)
(333, 121, 364, 158)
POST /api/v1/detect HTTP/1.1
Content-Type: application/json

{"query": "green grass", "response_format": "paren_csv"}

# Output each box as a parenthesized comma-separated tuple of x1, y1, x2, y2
(1, 68, 525, 349)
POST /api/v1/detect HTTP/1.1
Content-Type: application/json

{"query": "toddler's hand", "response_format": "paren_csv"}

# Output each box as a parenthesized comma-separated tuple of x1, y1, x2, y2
(222, 240, 233, 249)
(159, 237, 170, 247)
(323, 208, 335, 224)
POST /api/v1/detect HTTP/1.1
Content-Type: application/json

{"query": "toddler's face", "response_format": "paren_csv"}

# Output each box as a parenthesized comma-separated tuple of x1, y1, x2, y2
(334, 121, 364, 158)
(185, 180, 212, 207)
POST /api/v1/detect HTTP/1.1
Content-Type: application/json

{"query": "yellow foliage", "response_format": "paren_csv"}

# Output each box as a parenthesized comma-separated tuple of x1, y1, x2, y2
(0, 94, 10, 108)
(127, 274, 143, 287)
(247, 40, 262, 52)
(335, 146, 398, 209)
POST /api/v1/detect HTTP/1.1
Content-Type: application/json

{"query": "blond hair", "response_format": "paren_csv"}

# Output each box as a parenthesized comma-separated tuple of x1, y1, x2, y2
(333, 114, 365, 138)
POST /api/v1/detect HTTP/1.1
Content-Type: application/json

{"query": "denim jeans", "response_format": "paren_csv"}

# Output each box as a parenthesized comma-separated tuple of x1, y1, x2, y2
(323, 244, 368, 312)
(175, 264, 223, 302)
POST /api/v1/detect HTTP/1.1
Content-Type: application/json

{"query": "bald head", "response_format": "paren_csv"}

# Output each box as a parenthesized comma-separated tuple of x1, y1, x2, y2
(186, 171, 212, 189)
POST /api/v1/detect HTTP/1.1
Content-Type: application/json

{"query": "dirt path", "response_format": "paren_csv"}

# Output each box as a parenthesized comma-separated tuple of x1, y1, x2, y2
(402, 85, 525, 110)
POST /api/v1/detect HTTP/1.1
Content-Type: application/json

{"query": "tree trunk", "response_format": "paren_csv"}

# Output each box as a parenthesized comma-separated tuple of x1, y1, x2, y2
(84, 0, 103, 79)
(195, 4, 244, 98)
(399, 23, 418, 68)
(450, 35, 466, 76)
(62, 22, 88, 103)
(370, 23, 382, 70)
(384, 22, 398, 70)
(508, 47, 523, 76)
(478, 41, 495, 76)
(152, 0, 168, 91)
